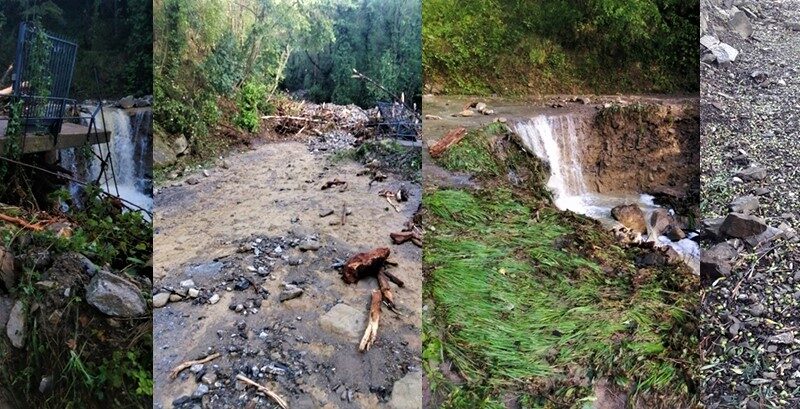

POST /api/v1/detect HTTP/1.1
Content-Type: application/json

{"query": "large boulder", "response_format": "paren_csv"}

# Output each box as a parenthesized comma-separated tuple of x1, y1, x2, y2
(85, 271, 147, 317)
(719, 213, 768, 238)
(611, 204, 647, 235)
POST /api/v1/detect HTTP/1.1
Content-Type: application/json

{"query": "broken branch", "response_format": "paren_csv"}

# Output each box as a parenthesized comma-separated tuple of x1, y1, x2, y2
(382, 270, 405, 288)
(0, 213, 45, 231)
(359, 290, 382, 352)
(377, 271, 395, 307)
(169, 352, 221, 380)
(428, 127, 468, 158)
(236, 373, 289, 409)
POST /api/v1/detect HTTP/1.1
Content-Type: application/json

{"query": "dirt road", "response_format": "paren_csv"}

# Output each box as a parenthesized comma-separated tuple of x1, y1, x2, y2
(153, 141, 422, 408)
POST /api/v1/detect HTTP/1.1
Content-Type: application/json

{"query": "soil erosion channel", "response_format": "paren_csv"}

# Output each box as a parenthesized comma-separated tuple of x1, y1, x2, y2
(153, 140, 422, 408)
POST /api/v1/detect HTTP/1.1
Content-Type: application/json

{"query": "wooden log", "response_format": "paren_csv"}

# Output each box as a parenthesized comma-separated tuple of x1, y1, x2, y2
(382, 270, 405, 288)
(377, 271, 394, 307)
(359, 290, 382, 352)
(428, 127, 468, 158)
(341, 247, 390, 284)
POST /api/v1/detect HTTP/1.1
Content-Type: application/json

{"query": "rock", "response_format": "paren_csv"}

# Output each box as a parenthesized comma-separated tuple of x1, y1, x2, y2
(320, 303, 365, 340)
(117, 95, 135, 109)
(459, 109, 474, 117)
(744, 226, 784, 247)
(474, 102, 487, 112)
(736, 166, 767, 181)
(188, 288, 200, 298)
(710, 42, 739, 64)
(769, 332, 794, 345)
(209, 294, 220, 304)
(730, 11, 753, 39)
(202, 169, 210, 177)
(750, 70, 769, 83)
(753, 187, 770, 196)
(750, 304, 765, 317)
(201, 371, 217, 384)
(0, 247, 15, 291)
(186, 177, 200, 185)
(388, 371, 422, 409)
(180, 279, 195, 288)
(720, 213, 768, 238)
(299, 240, 321, 251)
(85, 270, 147, 317)
(38, 375, 53, 394)
(279, 285, 303, 302)
(133, 98, 151, 108)
(192, 384, 209, 399)
(649, 209, 685, 241)
(153, 292, 170, 308)
(169, 294, 183, 302)
(319, 209, 335, 218)
(6, 300, 25, 348)
(190, 363, 204, 373)
(700, 35, 719, 49)
(172, 135, 189, 155)
(730, 195, 759, 214)
(49, 252, 100, 277)
(611, 204, 647, 235)
(703, 217, 726, 239)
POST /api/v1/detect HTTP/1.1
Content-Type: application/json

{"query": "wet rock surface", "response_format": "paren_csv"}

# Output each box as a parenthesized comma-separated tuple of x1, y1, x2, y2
(701, 0, 800, 406)
(153, 141, 422, 408)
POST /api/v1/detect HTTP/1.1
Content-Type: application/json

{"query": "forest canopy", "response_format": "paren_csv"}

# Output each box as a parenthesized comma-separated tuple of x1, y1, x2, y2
(154, 0, 421, 146)
(423, 0, 699, 95)
(0, 0, 153, 99)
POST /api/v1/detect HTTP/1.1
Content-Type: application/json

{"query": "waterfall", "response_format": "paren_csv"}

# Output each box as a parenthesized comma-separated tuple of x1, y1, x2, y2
(61, 107, 153, 217)
(514, 115, 589, 211)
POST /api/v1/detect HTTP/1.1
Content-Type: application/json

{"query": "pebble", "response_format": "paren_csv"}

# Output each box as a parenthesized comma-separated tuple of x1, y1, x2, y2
(209, 294, 220, 304)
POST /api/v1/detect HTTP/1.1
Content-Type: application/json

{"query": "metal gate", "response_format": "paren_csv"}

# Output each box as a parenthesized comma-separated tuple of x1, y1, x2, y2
(12, 22, 78, 135)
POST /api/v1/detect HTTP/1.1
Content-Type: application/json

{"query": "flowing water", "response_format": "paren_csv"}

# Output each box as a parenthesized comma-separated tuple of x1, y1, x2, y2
(61, 107, 153, 217)
(514, 114, 700, 272)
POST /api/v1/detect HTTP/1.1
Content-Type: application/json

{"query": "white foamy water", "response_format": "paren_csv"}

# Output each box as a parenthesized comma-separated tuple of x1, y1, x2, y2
(63, 107, 152, 218)
(514, 115, 699, 274)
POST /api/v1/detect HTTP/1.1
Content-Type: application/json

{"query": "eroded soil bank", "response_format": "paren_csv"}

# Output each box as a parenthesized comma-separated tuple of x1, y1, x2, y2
(153, 138, 423, 408)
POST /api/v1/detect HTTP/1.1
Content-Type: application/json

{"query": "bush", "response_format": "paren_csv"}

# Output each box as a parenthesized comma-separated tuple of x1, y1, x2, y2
(234, 81, 269, 132)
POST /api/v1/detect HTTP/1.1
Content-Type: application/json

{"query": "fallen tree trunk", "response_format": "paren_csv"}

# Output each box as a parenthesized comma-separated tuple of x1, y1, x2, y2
(429, 127, 467, 158)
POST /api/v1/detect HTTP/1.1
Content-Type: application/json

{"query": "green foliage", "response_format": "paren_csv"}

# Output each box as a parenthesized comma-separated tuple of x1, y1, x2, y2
(234, 81, 269, 132)
(424, 189, 699, 405)
(203, 32, 243, 94)
(423, 0, 699, 94)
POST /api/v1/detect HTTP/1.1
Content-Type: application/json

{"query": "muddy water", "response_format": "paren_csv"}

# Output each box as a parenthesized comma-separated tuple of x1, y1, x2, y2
(153, 141, 422, 408)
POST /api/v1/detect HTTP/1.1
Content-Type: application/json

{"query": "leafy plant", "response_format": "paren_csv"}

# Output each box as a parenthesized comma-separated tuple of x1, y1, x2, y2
(234, 80, 269, 132)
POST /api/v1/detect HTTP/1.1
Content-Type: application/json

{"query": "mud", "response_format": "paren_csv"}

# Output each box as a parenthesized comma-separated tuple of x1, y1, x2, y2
(153, 141, 422, 408)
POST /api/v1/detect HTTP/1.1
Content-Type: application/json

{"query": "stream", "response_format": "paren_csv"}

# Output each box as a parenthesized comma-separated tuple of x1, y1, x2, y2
(61, 106, 153, 216)
(513, 114, 700, 272)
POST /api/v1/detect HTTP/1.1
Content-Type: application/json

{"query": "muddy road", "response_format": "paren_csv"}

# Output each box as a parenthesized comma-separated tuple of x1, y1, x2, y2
(152, 141, 422, 408)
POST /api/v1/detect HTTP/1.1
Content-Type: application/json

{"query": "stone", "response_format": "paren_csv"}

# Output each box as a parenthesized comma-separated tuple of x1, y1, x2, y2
(744, 226, 784, 247)
(180, 279, 195, 288)
(649, 209, 685, 241)
(188, 288, 200, 298)
(700, 35, 719, 49)
(169, 294, 183, 302)
(192, 384, 209, 399)
(703, 217, 726, 239)
(38, 375, 53, 394)
(710, 42, 739, 64)
(279, 285, 303, 302)
(209, 294, 220, 304)
(190, 363, 204, 373)
(769, 332, 795, 345)
(388, 371, 422, 409)
(720, 213, 768, 238)
(202, 170, 210, 177)
(611, 204, 647, 235)
(153, 292, 170, 308)
(0, 246, 15, 291)
(753, 187, 770, 196)
(730, 195, 759, 214)
(172, 135, 189, 155)
(186, 177, 200, 185)
(49, 252, 100, 277)
(474, 102, 487, 112)
(299, 240, 321, 251)
(118, 95, 135, 109)
(730, 11, 753, 39)
(459, 109, 474, 117)
(319, 209, 335, 218)
(201, 371, 217, 384)
(85, 270, 147, 317)
(6, 300, 25, 348)
(320, 303, 365, 340)
(736, 166, 767, 182)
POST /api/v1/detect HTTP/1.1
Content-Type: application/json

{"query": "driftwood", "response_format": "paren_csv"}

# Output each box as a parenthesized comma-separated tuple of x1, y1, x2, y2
(236, 374, 289, 409)
(429, 127, 468, 158)
(359, 290, 382, 351)
(341, 247, 390, 284)
(169, 352, 221, 379)
(376, 271, 394, 307)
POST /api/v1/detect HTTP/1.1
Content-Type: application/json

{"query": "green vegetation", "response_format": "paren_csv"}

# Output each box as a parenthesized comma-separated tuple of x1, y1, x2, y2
(0, 0, 153, 98)
(424, 189, 698, 407)
(423, 0, 698, 94)
(424, 124, 699, 407)
(154, 0, 421, 163)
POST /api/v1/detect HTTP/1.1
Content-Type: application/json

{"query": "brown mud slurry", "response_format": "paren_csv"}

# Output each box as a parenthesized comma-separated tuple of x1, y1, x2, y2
(153, 141, 422, 408)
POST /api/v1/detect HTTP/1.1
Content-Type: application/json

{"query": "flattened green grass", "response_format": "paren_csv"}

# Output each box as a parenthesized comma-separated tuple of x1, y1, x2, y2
(439, 123, 504, 176)
(423, 189, 698, 406)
